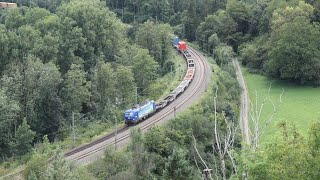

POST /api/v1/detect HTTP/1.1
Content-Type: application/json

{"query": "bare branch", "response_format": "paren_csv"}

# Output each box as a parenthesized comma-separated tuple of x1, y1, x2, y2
(280, 88, 284, 103)
(249, 85, 284, 151)
(258, 88, 284, 138)
(192, 134, 213, 180)
(227, 150, 238, 175)
(214, 86, 220, 150)
(212, 155, 219, 180)
(193, 154, 202, 175)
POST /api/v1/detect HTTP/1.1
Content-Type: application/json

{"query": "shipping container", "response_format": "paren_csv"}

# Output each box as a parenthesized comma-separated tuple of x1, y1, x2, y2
(178, 41, 187, 51)
(0, 2, 17, 8)
(7, 3, 17, 7)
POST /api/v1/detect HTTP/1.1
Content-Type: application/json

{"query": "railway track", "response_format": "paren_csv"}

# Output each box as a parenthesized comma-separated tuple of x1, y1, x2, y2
(0, 47, 211, 179)
(0, 48, 211, 179)
(65, 47, 211, 165)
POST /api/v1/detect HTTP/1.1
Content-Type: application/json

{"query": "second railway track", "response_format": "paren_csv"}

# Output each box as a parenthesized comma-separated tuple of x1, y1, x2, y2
(65, 47, 211, 165)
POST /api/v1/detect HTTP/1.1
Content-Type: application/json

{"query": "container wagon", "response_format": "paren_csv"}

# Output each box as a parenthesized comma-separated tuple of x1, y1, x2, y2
(0, 2, 17, 8)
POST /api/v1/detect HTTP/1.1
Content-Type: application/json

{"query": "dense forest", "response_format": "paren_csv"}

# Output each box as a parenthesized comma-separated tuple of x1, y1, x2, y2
(0, 0, 320, 179)
(0, 0, 175, 161)
(107, 0, 320, 85)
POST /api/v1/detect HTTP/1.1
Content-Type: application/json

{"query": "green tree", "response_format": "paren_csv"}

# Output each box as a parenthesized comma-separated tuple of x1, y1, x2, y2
(17, 25, 42, 62)
(215, 44, 234, 66)
(267, 16, 320, 85)
(226, 0, 250, 34)
(32, 33, 60, 64)
(45, 150, 79, 180)
(163, 148, 193, 180)
(27, 171, 39, 180)
(88, 147, 133, 179)
(114, 65, 136, 108)
(0, 25, 12, 74)
(0, 65, 23, 108)
(94, 62, 115, 118)
(239, 43, 259, 69)
(22, 58, 63, 140)
(129, 128, 154, 179)
(10, 119, 36, 156)
(5, 7, 26, 30)
(0, 89, 20, 157)
(135, 20, 172, 67)
(24, 152, 48, 180)
(197, 10, 237, 49)
(58, 0, 125, 71)
(181, 0, 199, 41)
(57, 17, 86, 73)
(208, 33, 220, 53)
(62, 64, 91, 115)
(25, 7, 52, 25)
(115, 43, 140, 67)
(24, 135, 53, 179)
(246, 122, 320, 179)
(271, 1, 314, 32)
(307, 122, 320, 179)
(145, 126, 172, 157)
(132, 48, 159, 92)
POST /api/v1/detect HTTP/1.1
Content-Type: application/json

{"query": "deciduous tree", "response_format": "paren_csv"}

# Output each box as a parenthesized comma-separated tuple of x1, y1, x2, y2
(267, 16, 320, 85)
(114, 65, 136, 108)
(10, 119, 35, 156)
(132, 48, 159, 92)
(62, 64, 91, 115)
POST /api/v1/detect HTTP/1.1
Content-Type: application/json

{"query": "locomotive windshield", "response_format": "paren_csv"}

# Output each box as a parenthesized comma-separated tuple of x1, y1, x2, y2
(125, 112, 134, 116)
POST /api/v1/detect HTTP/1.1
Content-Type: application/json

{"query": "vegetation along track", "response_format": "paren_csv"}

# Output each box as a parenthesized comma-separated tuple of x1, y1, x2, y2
(64, 47, 211, 166)
(0, 48, 211, 179)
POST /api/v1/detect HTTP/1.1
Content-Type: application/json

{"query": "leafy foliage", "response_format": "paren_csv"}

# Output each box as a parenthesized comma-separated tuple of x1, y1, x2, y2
(0, 0, 175, 161)
(10, 119, 35, 156)
(135, 20, 172, 67)
(267, 16, 320, 85)
(25, 149, 81, 180)
(243, 122, 320, 179)
(62, 64, 91, 115)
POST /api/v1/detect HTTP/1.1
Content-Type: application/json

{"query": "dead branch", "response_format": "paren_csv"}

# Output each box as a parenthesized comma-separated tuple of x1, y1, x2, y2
(213, 85, 239, 179)
(192, 134, 213, 180)
(249, 84, 284, 151)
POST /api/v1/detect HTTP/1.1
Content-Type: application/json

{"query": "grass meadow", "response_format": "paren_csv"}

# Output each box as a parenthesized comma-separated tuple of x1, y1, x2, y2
(242, 68, 320, 143)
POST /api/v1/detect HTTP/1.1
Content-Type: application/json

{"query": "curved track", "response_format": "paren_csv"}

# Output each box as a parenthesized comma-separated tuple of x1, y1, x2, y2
(64, 47, 212, 166)
(0, 48, 212, 180)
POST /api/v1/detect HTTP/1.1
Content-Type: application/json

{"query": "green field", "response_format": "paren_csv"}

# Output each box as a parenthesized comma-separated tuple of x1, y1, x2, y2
(242, 68, 320, 143)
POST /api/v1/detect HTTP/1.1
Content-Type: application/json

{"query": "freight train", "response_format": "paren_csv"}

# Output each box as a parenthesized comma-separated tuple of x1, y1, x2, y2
(124, 36, 195, 125)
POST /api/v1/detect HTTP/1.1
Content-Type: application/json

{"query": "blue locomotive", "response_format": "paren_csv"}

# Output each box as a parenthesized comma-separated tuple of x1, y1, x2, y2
(172, 36, 180, 47)
(124, 100, 156, 125)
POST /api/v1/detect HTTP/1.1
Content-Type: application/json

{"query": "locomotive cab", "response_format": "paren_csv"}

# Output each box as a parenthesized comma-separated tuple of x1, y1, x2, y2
(172, 36, 180, 48)
(124, 109, 139, 124)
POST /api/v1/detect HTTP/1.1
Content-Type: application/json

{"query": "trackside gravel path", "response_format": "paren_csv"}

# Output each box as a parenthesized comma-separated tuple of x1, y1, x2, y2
(233, 59, 251, 145)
